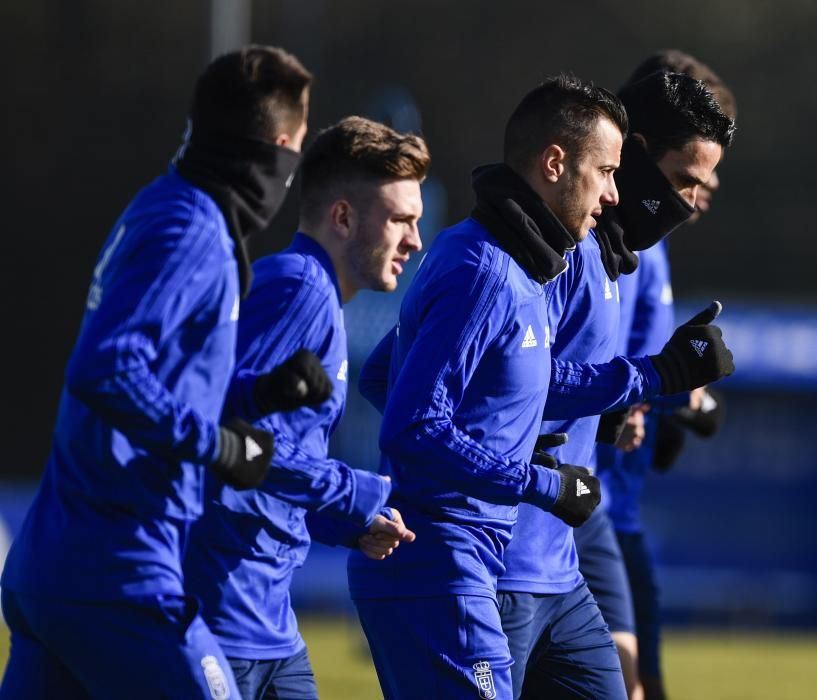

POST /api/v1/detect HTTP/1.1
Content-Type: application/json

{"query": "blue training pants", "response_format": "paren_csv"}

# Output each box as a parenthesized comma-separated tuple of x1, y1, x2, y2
(355, 594, 513, 699)
(0, 587, 241, 700)
(574, 506, 636, 635)
(229, 647, 317, 700)
(498, 581, 627, 700)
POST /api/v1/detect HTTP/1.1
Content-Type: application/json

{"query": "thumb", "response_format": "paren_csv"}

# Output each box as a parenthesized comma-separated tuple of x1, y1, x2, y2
(683, 300, 722, 326)
(293, 378, 309, 398)
(371, 512, 416, 543)
(386, 507, 416, 542)
(534, 432, 568, 451)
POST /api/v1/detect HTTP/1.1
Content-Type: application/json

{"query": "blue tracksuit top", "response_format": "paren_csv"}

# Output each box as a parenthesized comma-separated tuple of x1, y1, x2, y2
(184, 233, 390, 660)
(2, 171, 238, 600)
(597, 240, 675, 533)
(349, 219, 660, 599)
(499, 231, 623, 594)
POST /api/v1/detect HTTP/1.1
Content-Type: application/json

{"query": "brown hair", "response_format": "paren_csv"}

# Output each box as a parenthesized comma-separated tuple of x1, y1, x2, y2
(190, 45, 312, 141)
(624, 49, 737, 120)
(299, 116, 430, 217)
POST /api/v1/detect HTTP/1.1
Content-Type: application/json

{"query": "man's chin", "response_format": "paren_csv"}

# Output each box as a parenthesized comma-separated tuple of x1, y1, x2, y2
(372, 276, 398, 293)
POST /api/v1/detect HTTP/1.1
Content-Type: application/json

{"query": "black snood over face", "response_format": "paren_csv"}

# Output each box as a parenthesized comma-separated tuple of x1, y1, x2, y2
(175, 130, 301, 297)
(471, 163, 574, 284)
(594, 136, 696, 280)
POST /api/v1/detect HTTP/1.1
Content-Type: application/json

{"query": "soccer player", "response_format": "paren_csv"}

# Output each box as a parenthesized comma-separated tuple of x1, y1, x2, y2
(596, 51, 737, 700)
(183, 116, 428, 700)
(354, 74, 736, 700)
(0, 45, 331, 699)
(500, 69, 735, 700)
(350, 73, 731, 700)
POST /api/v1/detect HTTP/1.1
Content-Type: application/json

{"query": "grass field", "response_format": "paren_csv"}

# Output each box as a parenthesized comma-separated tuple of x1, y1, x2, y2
(2, 617, 816, 698)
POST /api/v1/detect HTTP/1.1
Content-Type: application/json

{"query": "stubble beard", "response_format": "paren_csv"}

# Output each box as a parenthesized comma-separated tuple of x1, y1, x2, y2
(346, 232, 392, 293)
(554, 168, 585, 242)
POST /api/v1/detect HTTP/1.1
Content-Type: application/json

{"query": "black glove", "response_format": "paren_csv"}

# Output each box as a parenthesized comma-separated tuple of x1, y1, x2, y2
(531, 432, 568, 462)
(674, 388, 725, 437)
(596, 408, 630, 444)
(652, 415, 686, 472)
(649, 301, 735, 396)
(531, 436, 600, 527)
(253, 349, 334, 414)
(210, 418, 274, 490)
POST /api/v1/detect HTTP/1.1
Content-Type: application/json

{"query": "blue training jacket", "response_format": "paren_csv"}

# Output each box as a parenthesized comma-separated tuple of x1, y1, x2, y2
(349, 219, 660, 599)
(597, 240, 676, 533)
(184, 233, 390, 660)
(2, 170, 239, 600)
(499, 231, 624, 594)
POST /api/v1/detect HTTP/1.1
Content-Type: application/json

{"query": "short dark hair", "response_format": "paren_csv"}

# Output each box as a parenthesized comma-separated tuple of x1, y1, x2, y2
(189, 45, 312, 141)
(299, 116, 431, 220)
(618, 71, 735, 159)
(624, 49, 737, 120)
(503, 74, 628, 172)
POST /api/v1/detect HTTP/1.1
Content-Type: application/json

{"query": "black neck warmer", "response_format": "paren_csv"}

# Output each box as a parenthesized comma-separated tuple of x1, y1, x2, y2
(595, 136, 695, 280)
(175, 131, 301, 297)
(471, 163, 574, 283)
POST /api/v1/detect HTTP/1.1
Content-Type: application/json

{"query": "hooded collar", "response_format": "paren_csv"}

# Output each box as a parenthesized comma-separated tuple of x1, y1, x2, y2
(471, 163, 574, 283)
(174, 128, 301, 297)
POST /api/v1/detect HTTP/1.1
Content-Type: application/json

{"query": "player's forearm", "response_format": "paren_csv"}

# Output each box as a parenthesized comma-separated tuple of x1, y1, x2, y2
(306, 512, 367, 548)
(66, 341, 219, 465)
(648, 391, 692, 411)
(544, 355, 661, 420)
(381, 418, 559, 507)
(264, 433, 390, 526)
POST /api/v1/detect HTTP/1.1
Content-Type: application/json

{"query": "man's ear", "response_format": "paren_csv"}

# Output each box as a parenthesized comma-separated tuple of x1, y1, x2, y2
(329, 200, 355, 239)
(540, 145, 566, 183)
(274, 133, 292, 147)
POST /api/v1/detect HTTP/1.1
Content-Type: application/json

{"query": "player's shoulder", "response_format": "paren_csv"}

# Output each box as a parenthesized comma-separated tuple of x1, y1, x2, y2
(245, 250, 339, 335)
(254, 247, 335, 298)
(418, 219, 546, 326)
(122, 171, 232, 261)
(424, 218, 512, 286)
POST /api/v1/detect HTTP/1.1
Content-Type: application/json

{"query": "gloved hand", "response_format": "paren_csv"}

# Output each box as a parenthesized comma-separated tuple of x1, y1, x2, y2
(674, 388, 725, 437)
(652, 415, 686, 472)
(596, 408, 630, 444)
(653, 388, 724, 472)
(210, 418, 273, 489)
(253, 349, 334, 414)
(530, 434, 600, 527)
(649, 301, 734, 395)
(530, 431, 568, 464)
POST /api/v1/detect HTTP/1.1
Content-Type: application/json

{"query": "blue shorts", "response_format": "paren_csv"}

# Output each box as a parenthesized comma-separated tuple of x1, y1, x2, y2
(0, 587, 240, 700)
(498, 582, 627, 700)
(615, 530, 663, 677)
(229, 647, 317, 700)
(355, 595, 513, 699)
(573, 506, 636, 635)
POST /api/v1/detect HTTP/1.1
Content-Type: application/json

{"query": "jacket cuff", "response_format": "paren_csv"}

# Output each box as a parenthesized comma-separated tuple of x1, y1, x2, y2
(521, 464, 562, 510)
(349, 470, 392, 527)
(636, 356, 663, 398)
(201, 422, 221, 465)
